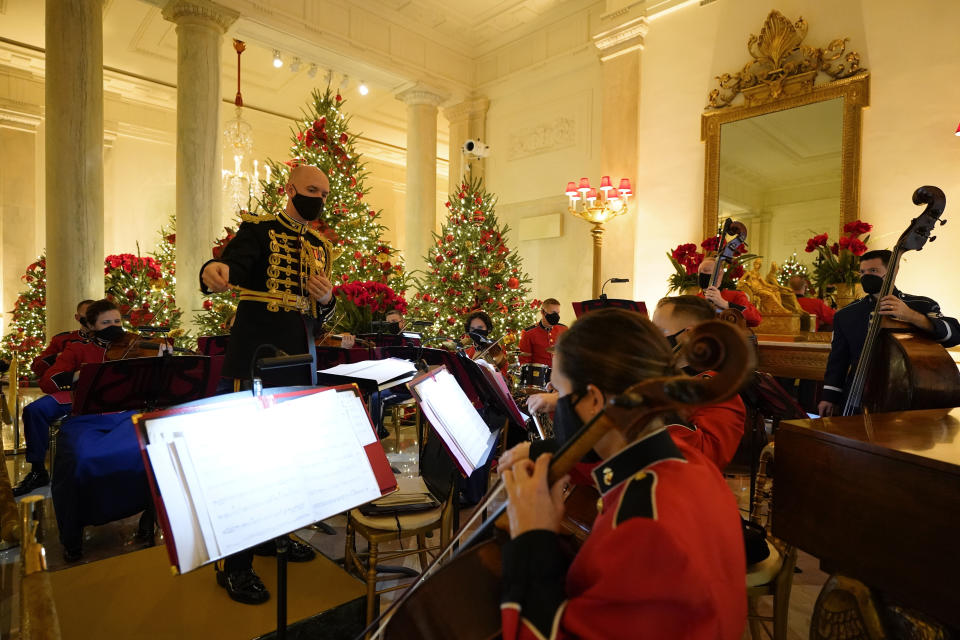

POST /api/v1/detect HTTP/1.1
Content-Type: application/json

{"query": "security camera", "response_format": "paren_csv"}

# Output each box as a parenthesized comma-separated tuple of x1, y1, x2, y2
(462, 139, 490, 158)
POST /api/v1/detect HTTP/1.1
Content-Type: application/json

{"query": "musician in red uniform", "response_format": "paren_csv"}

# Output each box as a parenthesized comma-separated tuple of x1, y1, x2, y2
(697, 258, 762, 327)
(788, 276, 835, 330)
(30, 299, 94, 377)
(518, 299, 567, 366)
(500, 309, 746, 640)
(653, 295, 746, 470)
(12, 299, 123, 497)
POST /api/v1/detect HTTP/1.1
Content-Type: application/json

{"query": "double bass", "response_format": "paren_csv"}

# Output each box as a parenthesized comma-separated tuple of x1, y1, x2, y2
(709, 218, 748, 290)
(362, 320, 754, 640)
(842, 185, 960, 415)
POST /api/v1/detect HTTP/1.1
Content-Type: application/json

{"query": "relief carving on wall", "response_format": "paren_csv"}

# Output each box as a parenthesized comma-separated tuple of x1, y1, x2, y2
(508, 115, 576, 159)
(707, 10, 863, 109)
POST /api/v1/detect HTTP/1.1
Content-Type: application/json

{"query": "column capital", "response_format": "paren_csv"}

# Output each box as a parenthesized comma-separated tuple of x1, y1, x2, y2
(162, 0, 239, 33)
(443, 97, 490, 124)
(592, 2, 648, 62)
(396, 84, 448, 108)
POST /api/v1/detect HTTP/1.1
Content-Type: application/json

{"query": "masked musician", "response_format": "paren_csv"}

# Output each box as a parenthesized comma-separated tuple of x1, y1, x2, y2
(787, 276, 835, 331)
(697, 258, 762, 327)
(500, 309, 746, 640)
(200, 164, 336, 604)
(518, 298, 567, 366)
(818, 249, 960, 416)
(13, 299, 121, 498)
(30, 299, 94, 377)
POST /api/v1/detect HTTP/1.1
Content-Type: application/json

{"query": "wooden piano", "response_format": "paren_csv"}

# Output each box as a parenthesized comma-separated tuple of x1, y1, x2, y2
(773, 408, 960, 630)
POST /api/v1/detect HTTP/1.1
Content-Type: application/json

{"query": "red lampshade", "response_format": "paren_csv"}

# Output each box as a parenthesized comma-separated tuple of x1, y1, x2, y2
(565, 181, 578, 196)
(608, 188, 620, 200)
(955, 121, 960, 136)
(618, 178, 632, 195)
(578, 177, 591, 192)
(599, 175, 612, 191)
(586, 188, 598, 200)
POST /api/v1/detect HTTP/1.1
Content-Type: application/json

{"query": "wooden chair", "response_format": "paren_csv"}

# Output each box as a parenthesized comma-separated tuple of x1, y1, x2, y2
(344, 475, 455, 629)
(746, 442, 798, 640)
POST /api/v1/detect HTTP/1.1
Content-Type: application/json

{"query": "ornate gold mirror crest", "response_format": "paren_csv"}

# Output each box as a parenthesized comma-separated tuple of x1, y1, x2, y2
(701, 10, 869, 238)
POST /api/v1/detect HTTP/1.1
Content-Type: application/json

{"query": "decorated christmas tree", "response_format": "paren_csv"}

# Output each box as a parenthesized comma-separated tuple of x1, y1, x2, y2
(0, 222, 187, 378)
(194, 85, 406, 336)
(409, 178, 539, 339)
(0, 254, 47, 373)
(775, 252, 810, 286)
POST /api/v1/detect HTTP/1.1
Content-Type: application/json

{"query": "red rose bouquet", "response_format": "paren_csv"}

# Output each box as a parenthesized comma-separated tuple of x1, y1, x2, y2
(666, 236, 756, 293)
(332, 280, 408, 334)
(805, 219, 872, 291)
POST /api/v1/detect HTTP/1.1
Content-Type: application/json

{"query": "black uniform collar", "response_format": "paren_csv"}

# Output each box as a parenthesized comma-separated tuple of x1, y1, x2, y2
(278, 210, 306, 233)
(591, 428, 685, 496)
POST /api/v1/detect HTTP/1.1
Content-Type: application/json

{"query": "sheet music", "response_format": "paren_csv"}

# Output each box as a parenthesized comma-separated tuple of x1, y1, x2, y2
(337, 390, 377, 446)
(145, 442, 208, 572)
(320, 358, 417, 385)
(414, 369, 493, 473)
(142, 389, 382, 572)
(475, 359, 530, 426)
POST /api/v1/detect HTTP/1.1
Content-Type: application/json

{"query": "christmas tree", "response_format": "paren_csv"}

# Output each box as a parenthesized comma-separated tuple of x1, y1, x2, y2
(194, 225, 241, 335)
(0, 222, 187, 377)
(194, 85, 407, 336)
(775, 252, 810, 286)
(409, 178, 539, 339)
(0, 254, 47, 374)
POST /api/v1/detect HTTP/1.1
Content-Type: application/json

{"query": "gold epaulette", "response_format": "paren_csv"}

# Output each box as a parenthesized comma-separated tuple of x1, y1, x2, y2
(240, 211, 278, 224)
(304, 227, 339, 260)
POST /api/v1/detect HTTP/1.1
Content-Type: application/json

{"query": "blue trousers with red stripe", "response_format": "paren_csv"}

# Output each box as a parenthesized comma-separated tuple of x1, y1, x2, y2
(22, 395, 71, 465)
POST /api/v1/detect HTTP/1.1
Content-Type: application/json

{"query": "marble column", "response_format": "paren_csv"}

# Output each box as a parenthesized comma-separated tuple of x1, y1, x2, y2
(444, 97, 490, 187)
(397, 86, 447, 275)
(45, 0, 105, 336)
(162, 0, 238, 329)
(592, 7, 648, 293)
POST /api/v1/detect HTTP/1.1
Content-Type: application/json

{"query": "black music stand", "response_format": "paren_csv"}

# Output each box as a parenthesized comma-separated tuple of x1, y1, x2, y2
(572, 298, 647, 318)
(71, 355, 215, 415)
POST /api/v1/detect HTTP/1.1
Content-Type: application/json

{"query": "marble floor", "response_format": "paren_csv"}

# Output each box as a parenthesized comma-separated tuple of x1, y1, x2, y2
(0, 402, 826, 640)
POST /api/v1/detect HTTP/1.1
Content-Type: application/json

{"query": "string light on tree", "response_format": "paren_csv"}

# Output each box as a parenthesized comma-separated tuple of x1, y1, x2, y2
(776, 252, 810, 286)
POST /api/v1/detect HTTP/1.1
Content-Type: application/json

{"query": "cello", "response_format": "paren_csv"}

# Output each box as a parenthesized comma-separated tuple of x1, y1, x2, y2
(842, 185, 960, 415)
(362, 320, 754, 640)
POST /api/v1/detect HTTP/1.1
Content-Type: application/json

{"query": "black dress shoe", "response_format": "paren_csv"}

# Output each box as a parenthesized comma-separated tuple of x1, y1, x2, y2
(252, 536, 317, 562)
(216, 568, 270, 605)
(13, 469, 49, 497)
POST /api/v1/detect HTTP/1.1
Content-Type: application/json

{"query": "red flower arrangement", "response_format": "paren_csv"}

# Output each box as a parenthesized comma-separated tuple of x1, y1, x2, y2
(805, 219, 872, 290)
(103, 254, 163, 280)
(666, 236, 757, 293)
(332, 280, 408, 334)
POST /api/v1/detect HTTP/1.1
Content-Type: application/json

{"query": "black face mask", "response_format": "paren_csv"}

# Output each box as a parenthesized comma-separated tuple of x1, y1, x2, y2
(544, 312, 560, 326)
(698, 273, 713, 290)
(860, 273, 884, 295)
(665, 328, 686, 352)
(290, 187, 324, 221)
(95, 325, 125, 343)
(470, 327, 489, 337)
(552, 392, 583, 446)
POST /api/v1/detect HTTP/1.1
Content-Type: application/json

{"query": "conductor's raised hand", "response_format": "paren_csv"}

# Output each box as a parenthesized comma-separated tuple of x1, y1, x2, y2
(202, 262, 231, 293)
(502, 453, 568, 539)
(307, 273, 333, 304)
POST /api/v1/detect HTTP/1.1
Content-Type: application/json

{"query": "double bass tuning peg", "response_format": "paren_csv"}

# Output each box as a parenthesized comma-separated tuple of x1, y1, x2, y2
(940, 218, 948, 226)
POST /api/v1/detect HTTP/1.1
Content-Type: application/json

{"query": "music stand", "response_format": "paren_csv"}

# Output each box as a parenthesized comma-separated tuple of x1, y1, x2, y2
(71, 355, 215, 415)
(197, 335, 229, 357)
(572, 298, 648, 318)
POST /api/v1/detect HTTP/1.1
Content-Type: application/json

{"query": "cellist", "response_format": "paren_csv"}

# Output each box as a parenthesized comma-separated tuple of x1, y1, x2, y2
(818, 249, 960, 416)
(500, 308, 745, 640)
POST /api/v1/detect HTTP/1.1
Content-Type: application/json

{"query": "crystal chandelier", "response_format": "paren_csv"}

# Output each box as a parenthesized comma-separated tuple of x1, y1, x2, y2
(222, 39, 257, 212)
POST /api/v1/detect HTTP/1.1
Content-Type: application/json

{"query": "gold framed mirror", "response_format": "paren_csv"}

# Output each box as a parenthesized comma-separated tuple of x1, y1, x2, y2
(701, 11, 869, 261)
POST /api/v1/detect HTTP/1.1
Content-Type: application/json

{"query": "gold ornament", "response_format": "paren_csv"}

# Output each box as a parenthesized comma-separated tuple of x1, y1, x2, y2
(492, 262, 505, 273)
(465, 241, 473, 250)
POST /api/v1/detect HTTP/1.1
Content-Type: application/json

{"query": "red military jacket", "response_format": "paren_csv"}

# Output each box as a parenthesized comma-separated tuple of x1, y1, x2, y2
(31, 329, 88, 377)
(797, 295, 835, 331)
(670, 394, 746, 472)
(697, 289, 762, 327)
(39, 337, 110, 399)
(501, 428, 746, 640)
(518, 323, 567, 366)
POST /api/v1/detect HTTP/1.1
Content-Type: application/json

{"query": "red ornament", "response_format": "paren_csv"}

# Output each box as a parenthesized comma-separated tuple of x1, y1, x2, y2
(445, 234, 454, 242)
(335, 93, 342, 102)
(340, 133, 348, 144)
(435, 255, 444, 263)
(507, 277, 519, 289)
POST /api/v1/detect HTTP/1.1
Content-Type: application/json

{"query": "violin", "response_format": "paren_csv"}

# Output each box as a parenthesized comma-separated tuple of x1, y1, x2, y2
(367, 320, 755, 640)
(842, 186, 960, 415)
(104, 332, 196, 361)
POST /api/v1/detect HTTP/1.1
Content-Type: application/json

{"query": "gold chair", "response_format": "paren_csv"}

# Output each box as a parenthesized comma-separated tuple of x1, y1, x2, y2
(344, 475, 455, 628)
(387, 396, 419, 443)
(746, 443, 798, 640)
